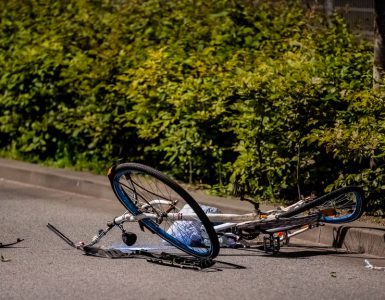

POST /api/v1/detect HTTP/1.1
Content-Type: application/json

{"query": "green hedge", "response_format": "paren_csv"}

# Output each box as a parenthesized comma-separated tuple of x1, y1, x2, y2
(0, 0, 384, 215)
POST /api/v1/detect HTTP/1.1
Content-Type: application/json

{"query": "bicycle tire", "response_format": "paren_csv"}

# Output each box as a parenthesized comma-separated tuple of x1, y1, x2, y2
(278, 186, 365, 224)
(108, 162, 219, 259)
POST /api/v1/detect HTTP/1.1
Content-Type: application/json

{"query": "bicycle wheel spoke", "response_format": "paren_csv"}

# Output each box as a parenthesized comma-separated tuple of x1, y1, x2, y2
(317, 193, 356, 213)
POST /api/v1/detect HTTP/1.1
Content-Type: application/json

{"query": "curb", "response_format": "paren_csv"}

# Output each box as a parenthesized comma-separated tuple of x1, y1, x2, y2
(1, 158, 384, 257)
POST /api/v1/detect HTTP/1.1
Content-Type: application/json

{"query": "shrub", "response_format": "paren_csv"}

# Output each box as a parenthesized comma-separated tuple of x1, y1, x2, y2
(0, 0, 383, 214)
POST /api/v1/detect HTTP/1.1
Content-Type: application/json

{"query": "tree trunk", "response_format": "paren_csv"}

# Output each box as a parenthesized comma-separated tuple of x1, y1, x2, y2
(374, 0, 385, 88)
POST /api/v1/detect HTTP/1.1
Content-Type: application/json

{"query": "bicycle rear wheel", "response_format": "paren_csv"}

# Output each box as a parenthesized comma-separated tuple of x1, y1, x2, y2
(279, 187, 365, 224)
(108, 163, 219, 259)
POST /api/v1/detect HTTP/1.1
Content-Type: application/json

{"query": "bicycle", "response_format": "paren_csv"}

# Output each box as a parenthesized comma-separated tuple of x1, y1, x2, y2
(48, 162, 365, 262)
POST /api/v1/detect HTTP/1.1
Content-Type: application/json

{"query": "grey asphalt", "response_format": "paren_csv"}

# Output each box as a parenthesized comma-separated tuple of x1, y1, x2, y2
(1, 179, 385, 300)
(0, 157, 384, 258)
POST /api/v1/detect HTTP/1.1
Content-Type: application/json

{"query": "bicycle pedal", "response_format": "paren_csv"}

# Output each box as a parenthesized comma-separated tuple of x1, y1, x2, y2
(263, 235, 281, 254)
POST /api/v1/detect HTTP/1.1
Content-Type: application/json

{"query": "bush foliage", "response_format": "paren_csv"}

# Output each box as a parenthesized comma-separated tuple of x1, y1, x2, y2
(0, 0, 384, 214)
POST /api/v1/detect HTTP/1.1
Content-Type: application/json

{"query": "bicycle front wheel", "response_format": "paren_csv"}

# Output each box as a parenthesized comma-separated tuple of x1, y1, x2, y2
(108, 163, 219, 259)
(279, 187, 365, 224)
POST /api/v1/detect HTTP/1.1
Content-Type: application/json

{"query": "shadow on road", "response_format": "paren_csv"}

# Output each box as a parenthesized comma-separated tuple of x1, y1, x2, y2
(219, 244, 344, 259)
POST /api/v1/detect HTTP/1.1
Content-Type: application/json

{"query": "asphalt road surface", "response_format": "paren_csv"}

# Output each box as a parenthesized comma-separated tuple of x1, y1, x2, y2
(1, 179, 385, 300)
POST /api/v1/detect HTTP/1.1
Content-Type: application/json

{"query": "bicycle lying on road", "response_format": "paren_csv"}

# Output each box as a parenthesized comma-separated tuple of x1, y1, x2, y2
(48, 162, 365, 264)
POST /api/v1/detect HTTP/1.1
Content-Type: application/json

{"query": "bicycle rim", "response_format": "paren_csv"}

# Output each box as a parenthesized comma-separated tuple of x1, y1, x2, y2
(280, 187, 365, 224)
(109, 163, 219, 259)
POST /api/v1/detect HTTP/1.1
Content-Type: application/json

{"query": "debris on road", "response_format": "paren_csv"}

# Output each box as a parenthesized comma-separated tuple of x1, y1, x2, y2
(1, 255, 11, 262)
(364, 259, 385, 271)
(0, 238, 24, 248)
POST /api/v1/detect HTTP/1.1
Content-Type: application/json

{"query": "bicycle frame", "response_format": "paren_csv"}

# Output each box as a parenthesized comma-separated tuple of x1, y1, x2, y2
(110, 198, 320, 246)
(114, 211, 259, 223)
